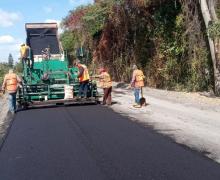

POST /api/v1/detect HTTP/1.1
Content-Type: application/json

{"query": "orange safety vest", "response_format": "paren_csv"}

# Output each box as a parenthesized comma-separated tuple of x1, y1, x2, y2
(78, 64, 90, 82)
(134, 69, 144, 88)
(5, 73, 18, 92)
(99, 72, 112, 88)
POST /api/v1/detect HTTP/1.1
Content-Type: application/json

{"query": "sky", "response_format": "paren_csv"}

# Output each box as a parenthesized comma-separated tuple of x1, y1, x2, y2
(0, 0, 94, 63)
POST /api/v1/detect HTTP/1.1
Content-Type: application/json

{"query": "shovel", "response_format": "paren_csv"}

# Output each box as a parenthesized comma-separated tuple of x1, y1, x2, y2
(139, 87, 146, 106)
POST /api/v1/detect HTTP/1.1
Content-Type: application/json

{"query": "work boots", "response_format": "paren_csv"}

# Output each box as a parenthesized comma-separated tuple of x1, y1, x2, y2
(132, 103, 141, 108)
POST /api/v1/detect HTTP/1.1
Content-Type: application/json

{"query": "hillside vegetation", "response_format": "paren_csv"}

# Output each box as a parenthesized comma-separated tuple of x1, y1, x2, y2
(61, 0, 220, 93)
(0, 62, 23, 86)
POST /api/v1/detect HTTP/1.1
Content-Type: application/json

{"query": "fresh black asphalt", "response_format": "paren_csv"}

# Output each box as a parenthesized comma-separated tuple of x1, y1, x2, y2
(0, 105, 220, 180)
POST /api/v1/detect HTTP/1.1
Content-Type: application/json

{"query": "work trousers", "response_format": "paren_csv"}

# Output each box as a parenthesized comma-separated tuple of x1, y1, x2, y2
(103, 87, 112, 105)
(134, 88, 140, 104)
(8, 92, 17, 113)
(22, 58, 33, 68)
(78, 81, 89, 98)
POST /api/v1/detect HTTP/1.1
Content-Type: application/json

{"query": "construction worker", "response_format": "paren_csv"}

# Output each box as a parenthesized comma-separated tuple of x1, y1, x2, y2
(74, 59, 90, 98)
(130, 64, 145, 108)
(97, 68, 112, 105)
(20, 43, 31, 67)
(2, 69, 22, 114)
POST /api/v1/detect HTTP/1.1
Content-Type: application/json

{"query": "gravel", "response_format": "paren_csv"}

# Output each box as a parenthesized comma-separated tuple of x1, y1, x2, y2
(0, 95, 13, 146)
(109, 83, 220, 163)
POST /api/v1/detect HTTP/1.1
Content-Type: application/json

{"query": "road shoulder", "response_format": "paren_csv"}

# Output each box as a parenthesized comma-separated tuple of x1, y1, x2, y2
(0, 96, 14, 148)
(109, 83, 220, 163)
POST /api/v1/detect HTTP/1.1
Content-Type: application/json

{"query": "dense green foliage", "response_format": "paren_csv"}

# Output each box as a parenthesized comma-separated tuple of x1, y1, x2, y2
(61, 0, 213, 92)
(0, 63, 10, 85)
(0, 62, 23, 85)
(208, 21, 220, 39)
(82, 3, 109, 36)
(60, 31, 79, 56)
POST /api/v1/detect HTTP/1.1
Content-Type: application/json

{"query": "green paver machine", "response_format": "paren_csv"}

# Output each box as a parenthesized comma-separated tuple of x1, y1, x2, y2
(17, 23, 98, 108)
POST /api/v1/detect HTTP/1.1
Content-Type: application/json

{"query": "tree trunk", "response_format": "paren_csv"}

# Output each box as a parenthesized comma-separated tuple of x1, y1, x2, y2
(208, 0, 218, 20)
(199, 0, 220, 95)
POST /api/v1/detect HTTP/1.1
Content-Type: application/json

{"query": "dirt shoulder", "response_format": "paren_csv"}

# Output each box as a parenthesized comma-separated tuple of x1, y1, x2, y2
(0, 96, 13, 147)
(109, 83, 220, 163)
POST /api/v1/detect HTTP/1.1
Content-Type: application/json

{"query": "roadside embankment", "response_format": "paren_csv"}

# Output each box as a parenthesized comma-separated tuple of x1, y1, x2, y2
(0, 95, 13, 146)
(110, 83, 220, 163)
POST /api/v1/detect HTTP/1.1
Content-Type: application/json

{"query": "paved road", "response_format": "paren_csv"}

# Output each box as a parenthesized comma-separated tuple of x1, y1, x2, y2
(0, 105, 220, 180)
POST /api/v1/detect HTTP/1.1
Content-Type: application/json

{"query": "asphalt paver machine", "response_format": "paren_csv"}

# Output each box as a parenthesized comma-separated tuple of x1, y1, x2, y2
(17, 23, 98, 108)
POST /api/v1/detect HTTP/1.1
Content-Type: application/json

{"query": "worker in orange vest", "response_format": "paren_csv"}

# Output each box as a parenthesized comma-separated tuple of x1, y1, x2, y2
(130, 64, 145, 108)
(74, 59, 90, 98)
(97, 68, 112, 105)
(2, 69, 22, 114)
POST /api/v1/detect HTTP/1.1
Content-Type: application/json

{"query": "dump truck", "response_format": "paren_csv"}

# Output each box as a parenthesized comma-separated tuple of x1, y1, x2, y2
(17, 23, 98, 108)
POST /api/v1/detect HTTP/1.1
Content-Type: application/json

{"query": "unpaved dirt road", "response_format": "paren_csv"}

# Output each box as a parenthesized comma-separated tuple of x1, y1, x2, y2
(0, 105, 220, 180)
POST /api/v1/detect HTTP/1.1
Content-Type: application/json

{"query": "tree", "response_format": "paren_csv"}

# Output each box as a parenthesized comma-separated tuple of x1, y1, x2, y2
(61, 0, 216, 93)
(199, 0, 220, 95)
(0, 63, 10, 84)
(8, 53, 14, 68)
(14, 62, 23, 74)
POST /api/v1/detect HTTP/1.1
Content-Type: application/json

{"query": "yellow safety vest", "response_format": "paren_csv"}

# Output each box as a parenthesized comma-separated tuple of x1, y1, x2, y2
(99, 72, 112, 88)
(20, 45, 30, 58)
